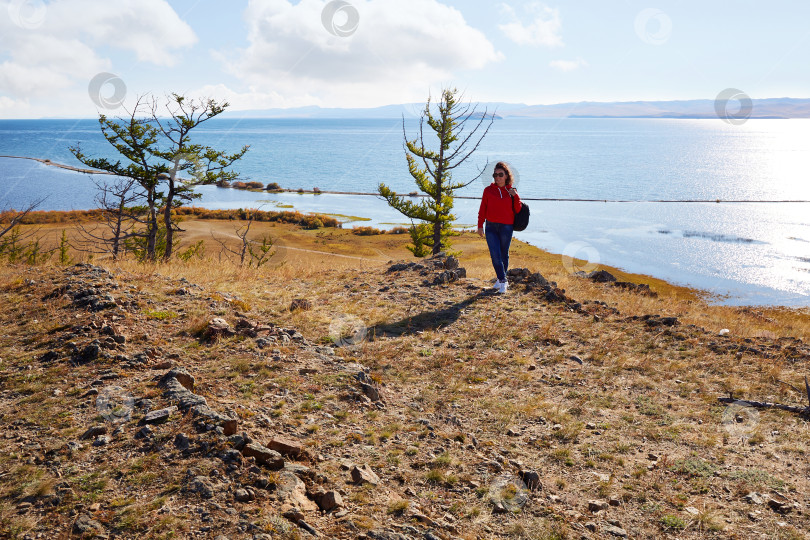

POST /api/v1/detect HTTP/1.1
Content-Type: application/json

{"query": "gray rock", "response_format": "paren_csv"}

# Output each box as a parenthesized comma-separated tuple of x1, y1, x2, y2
(276, 471, 318, 511)
(351, 464, 380, 485)
(588, 499, 609, 512)
(174, 433, 190, 450)
(767, 492, 793, 514)
(267, 436, 307, 460)
(72, 514, 107, 538)
(519, 470, 542, 490)
(360, 382, 381, 402)
(744, 492, 764, 505)
(140, 406, 176, 425)
(92, 435, 111, 447)
(234, 488, 253, 502)
(158, 367, 195, 392)
(80, 425, 107, 440)
(241, 443, 284, 469)
(135, 426, 153, 439)
(314, 490, 344, 512)
(188, 476, 215, 499)
(586, 270, 617, 283)
(604, 525, 628, 537)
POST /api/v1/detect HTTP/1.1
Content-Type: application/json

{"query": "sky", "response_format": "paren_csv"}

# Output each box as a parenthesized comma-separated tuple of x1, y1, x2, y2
(1, 0, 809, 118)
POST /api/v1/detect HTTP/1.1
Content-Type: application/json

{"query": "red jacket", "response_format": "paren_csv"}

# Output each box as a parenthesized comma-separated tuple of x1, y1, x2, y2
(478, 183, 522, 228)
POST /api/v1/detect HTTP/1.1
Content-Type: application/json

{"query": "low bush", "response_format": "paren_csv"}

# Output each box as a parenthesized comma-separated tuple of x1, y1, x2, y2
(352, 226, 384, 236)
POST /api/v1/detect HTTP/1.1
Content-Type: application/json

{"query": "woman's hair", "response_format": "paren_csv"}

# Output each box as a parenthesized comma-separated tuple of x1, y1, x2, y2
(494, 161, 514, 187)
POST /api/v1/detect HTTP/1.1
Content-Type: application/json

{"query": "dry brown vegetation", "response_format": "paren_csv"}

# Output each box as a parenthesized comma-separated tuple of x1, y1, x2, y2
(1, 217, 809, 539)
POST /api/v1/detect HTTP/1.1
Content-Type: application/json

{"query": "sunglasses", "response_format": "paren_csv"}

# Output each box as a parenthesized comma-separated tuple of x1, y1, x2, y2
(492, 172, 506, 178)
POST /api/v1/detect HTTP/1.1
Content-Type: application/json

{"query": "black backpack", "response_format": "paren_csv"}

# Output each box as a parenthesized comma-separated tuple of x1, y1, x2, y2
(511, 195, 530, 231)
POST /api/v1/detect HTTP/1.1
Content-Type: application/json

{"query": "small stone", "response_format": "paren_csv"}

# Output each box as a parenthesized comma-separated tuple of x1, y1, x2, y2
(80, 426, 107, 440)
(174, 433, 190, 450)
(276, 472, 318, 511)
(585, 422, 597, 430)
(685, 506, 700, 516)
(241, 443, 284, 469)
(234, 488, 253, 502)
(569, 355, 583, 365)
(140, 406, 176, 425)
(588, 499, 609, 512)
(92, 435, 111, 447)
(519, 470, 542, 490)
(360, 382, 381, 402)
(72, 514, 107, 538)
(604, 525, 628, 538)
(744, 492, 764, 505)
(585, 522, 597, 532)
(768, 492, 793, 514)
(350, 464, 380, 486)
(609, 497, 621, 507)
(135, 426, 153, 439)
(268, 436, 307, 460)
(189, 476, 215, 499)
(719, 328, 730, 336)
(315, 490, 344, 512)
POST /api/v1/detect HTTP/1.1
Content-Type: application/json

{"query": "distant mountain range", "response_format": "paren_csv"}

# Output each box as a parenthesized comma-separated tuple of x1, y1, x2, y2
(223, 97, 810, 119)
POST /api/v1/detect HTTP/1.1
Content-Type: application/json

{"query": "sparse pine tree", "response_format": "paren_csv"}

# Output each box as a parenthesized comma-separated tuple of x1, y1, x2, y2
(379, 88, 494, 256)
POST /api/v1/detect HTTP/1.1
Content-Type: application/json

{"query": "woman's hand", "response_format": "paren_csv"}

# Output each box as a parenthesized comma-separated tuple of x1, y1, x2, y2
(477, 227, 484, 238)
(508, 187, 517, 196)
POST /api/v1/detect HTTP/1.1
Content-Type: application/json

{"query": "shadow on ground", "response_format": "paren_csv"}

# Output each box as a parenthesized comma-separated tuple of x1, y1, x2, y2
(368, 289, 496, 338)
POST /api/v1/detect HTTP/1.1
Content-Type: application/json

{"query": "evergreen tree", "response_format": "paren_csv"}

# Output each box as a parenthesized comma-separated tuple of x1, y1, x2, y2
(71, 94, 248, 261)
(378, 88, 494, 256)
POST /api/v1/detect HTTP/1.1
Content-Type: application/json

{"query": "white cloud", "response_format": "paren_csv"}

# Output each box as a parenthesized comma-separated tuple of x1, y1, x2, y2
(222, 0, 502, 108)
(549, 57, 587, 72)
(0, 0, 196, 102)
(499, 2, 563, 48)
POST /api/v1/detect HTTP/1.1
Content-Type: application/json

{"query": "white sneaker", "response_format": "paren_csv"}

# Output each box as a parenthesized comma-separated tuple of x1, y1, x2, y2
(493, 279, 501, 290)
(498, 280, 508, 294)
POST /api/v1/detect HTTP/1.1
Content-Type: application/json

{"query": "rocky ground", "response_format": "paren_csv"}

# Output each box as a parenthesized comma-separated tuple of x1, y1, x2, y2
(1, 256, 809, 539)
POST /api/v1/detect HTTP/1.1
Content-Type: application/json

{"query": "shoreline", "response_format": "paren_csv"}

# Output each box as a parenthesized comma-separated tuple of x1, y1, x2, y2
(3, 155, 810, 308)
(4, 155, 810, 203)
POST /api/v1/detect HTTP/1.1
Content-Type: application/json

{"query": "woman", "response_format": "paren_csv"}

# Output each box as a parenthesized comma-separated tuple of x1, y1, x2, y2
(477, 162, 521, 294)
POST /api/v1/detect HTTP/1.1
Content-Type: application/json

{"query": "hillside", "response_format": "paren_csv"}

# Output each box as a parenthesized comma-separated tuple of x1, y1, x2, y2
(1, 223, 809, 539)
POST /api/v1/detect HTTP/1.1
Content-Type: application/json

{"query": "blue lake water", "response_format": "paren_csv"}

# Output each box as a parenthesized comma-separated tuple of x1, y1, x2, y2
(1, 117, 809, 306)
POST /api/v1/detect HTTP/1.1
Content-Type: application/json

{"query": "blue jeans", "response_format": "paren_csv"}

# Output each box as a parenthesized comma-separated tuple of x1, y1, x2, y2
(485, 221, 513, 282)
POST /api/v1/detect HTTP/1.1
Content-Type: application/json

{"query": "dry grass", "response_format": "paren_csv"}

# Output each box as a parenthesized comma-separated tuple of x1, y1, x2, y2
(1, 218, 809, 539)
